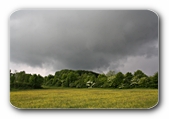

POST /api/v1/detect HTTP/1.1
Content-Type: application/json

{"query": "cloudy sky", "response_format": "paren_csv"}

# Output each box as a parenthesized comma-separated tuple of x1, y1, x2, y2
(10, 10, 158, 76)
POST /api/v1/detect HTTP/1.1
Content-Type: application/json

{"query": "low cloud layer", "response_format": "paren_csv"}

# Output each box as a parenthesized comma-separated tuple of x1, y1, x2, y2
(10, 10, 159, 76)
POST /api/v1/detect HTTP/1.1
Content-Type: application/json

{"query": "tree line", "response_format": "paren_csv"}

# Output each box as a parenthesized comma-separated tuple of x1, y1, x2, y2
(10, 69, 158, 90)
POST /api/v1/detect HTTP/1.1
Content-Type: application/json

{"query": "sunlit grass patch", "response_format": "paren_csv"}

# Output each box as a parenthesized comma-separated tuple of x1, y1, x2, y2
(10, 88, 158, 109)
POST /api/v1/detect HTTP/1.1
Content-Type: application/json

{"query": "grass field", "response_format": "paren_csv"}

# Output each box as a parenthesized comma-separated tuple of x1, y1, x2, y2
(10, 88, 158, 109)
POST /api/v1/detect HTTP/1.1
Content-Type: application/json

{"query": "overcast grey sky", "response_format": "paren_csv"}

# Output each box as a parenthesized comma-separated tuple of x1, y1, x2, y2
(10, 10, 158, 76)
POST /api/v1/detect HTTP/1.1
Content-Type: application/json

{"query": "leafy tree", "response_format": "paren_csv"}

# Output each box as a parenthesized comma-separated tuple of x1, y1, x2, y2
(134, 70, 147, 79)
(10, 69, 158, 89)
(44, 74, 54, 86)
(150, 72, 158, 88)
(67, 72, 79, 85)
(36, 74, 43, 88)
(94, 74, 107, 88)
(131, 70, 147, 88)
(28, 74, 43, 89)
(29, 74, 37, 88)
(120, 72, 133, 89)
(52, 76, 58, 86)
(107, 75, 116, 88)
(138, 77, 151, 88)
(111, 72, 124, 88)
(106, 70, 116, 77)
(10, 72, 16, 89)
(55, 80, 62, 87)
(10, 72, 15, 84)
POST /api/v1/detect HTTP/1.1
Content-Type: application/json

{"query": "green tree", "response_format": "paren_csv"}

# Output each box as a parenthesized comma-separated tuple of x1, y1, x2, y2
(150, 72, 158, 88)
(131, 70, 147, 88)
(28, 74, 43, 89)
(112, 72, 124, 88)
(138, 77, 150, 88)
(36, 74, 43, 88)
(94, 74, 107, 88)
(106, 70, 116, 77)
(45, 74, 54, 86)
(10, 72, 15, 89)
(120, 72, 133, 89)
(134, 70, 147, 79)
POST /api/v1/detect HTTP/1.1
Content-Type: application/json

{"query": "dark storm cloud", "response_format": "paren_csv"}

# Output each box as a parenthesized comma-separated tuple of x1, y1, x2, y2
(10, 10, 158, 74)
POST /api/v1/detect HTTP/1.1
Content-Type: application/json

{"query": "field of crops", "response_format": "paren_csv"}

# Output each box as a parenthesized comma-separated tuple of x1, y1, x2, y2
(10, 88, 158, 109)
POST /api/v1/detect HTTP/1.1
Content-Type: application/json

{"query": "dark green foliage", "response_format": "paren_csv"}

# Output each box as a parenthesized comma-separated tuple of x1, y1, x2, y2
(130, 70, 148, 88)
(134, 70, 147, 79)
(149, 72, 158, 88)
(45, 69, 99, 88)
(120, 72, 133, 89)
(10, 69, 158, 90)
(138, 77, 151, 88)
(94, 74, 107, 88)
(111, 72, 124, 88)
(10, 71, 43, 90)
(106, 70, 116, 77)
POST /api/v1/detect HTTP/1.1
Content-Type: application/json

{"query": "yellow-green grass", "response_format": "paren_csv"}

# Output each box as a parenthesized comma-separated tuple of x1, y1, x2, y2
(10, 88, 158, 109)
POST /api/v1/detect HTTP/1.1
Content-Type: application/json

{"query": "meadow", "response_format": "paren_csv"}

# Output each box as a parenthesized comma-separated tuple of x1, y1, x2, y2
(10, 88, 158, 109)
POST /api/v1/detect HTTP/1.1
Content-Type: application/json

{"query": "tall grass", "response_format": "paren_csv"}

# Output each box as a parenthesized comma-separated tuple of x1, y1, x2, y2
(10, 88, 158, 109)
